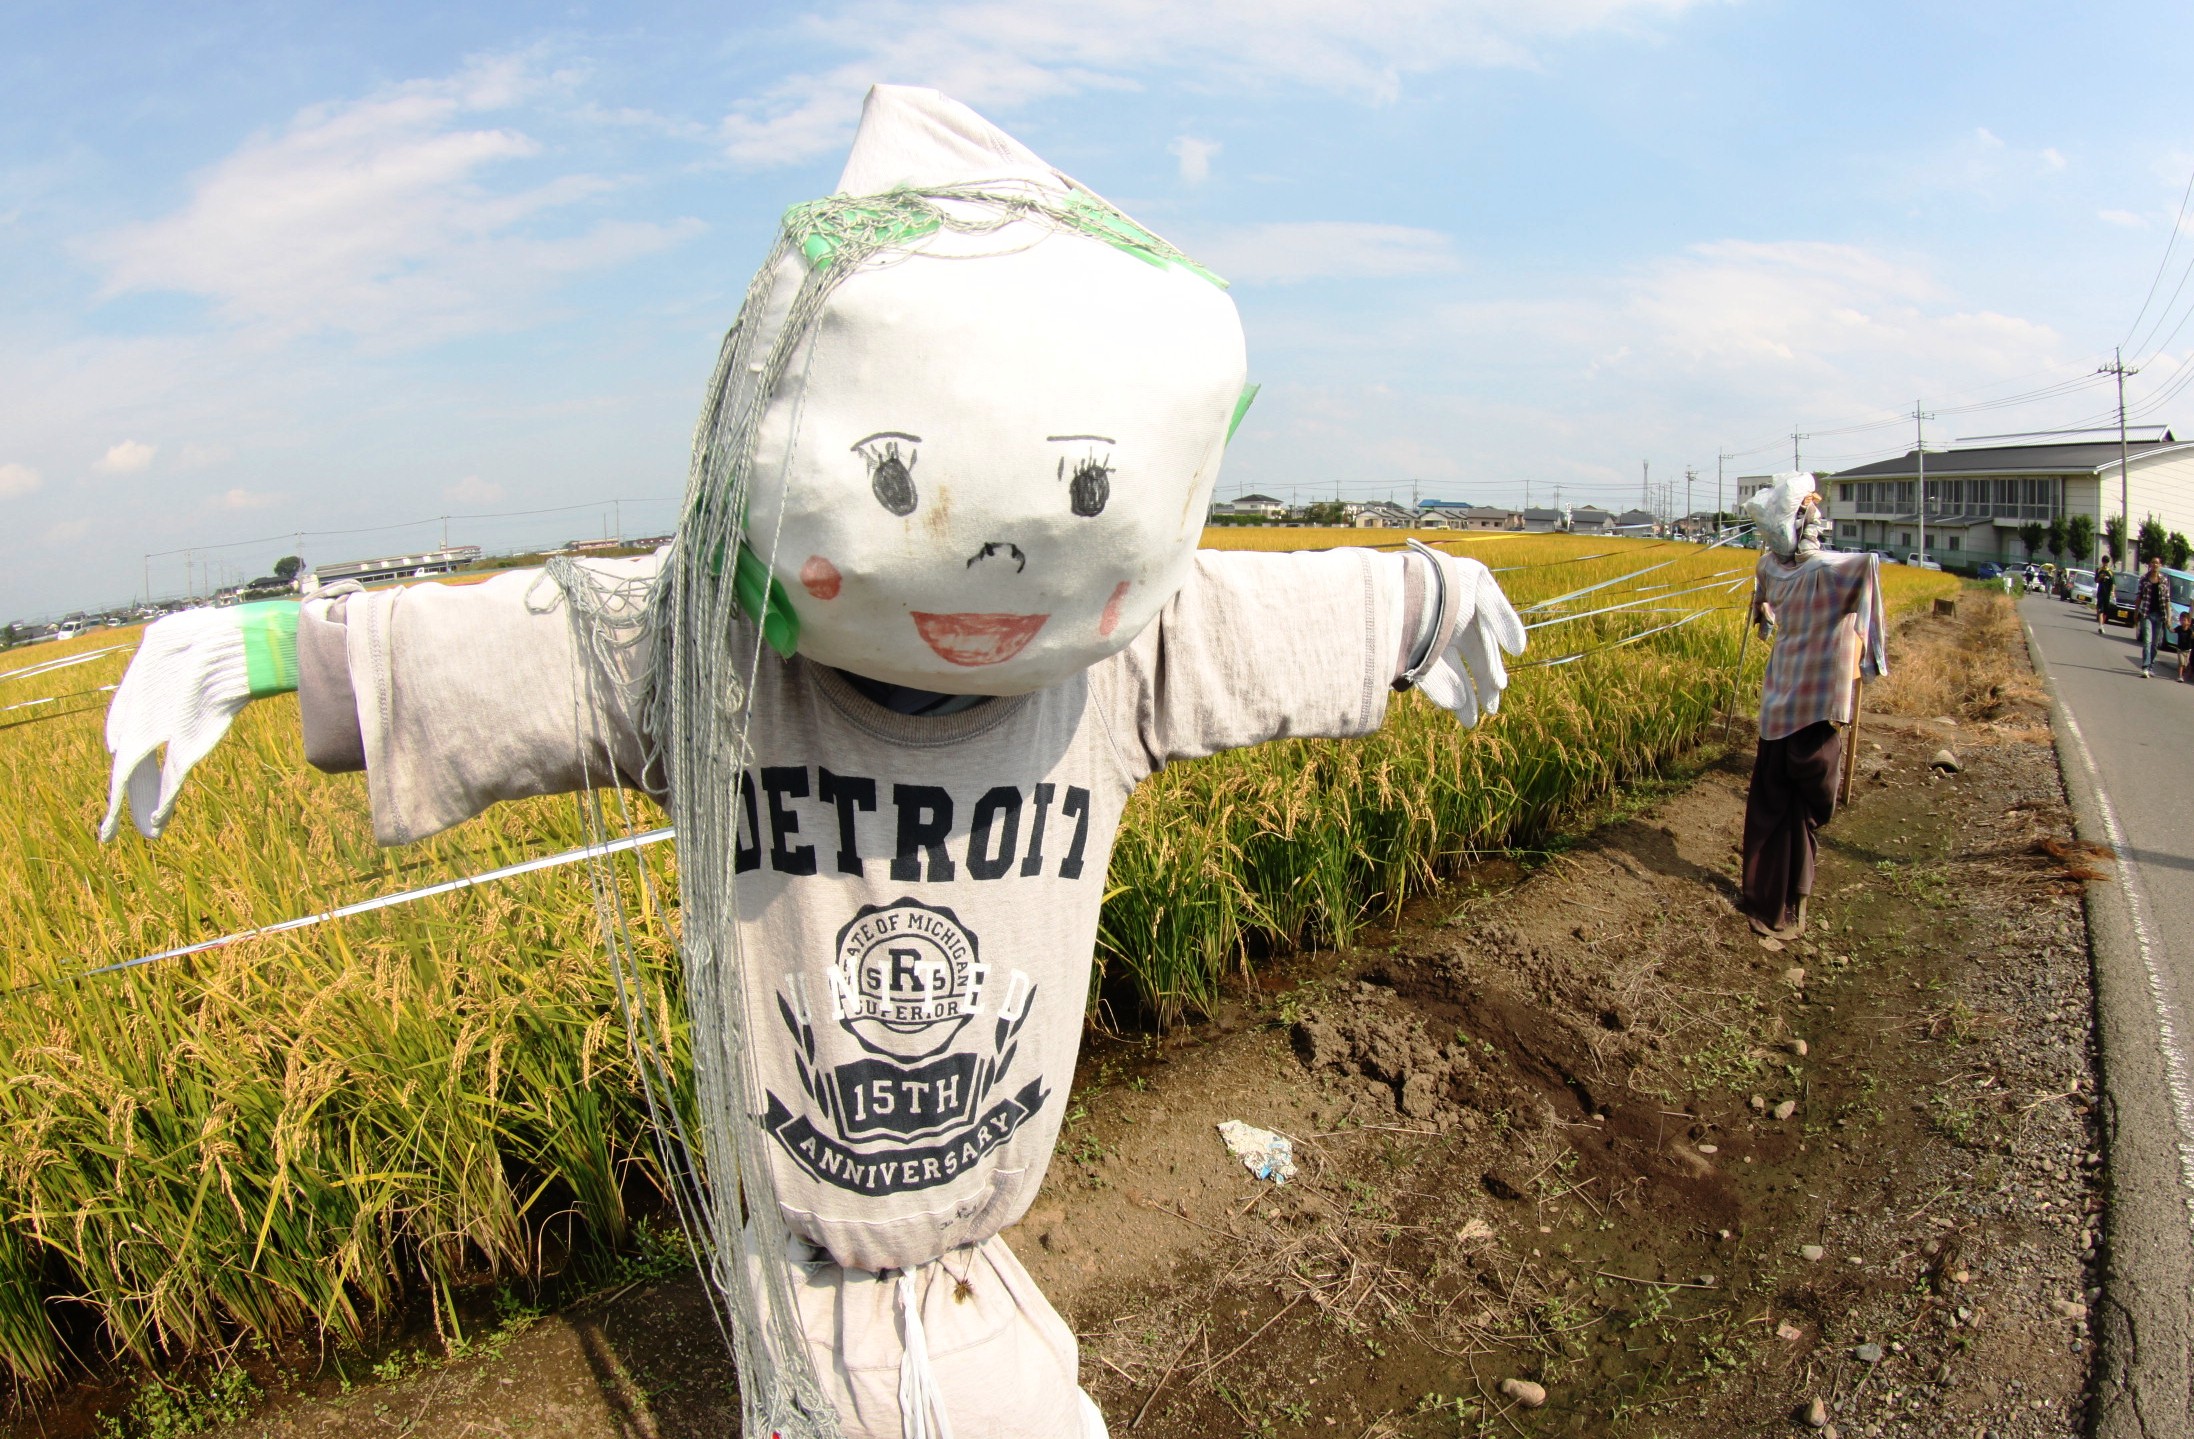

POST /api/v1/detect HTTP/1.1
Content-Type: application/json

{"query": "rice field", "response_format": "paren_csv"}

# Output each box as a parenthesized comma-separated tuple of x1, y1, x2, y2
(0, 533, 1955, 1395)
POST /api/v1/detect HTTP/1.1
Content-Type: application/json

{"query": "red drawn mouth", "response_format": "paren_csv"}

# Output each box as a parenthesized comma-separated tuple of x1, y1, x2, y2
(910, 612, 1049, 667)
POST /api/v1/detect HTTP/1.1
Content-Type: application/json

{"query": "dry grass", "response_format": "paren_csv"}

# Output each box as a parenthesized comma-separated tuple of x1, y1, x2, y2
(1868, 590, 2045, 722)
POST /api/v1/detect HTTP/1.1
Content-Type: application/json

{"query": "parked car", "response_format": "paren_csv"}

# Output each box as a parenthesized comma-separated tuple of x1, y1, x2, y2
(2067, 568, 2097, 605)
(1905, 552, 1943, 571)
(1974, 562, 2003, 580)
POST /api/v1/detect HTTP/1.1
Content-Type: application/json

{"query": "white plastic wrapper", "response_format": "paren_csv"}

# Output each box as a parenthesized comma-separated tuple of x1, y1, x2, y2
(1217, 1119, 1299, 1184)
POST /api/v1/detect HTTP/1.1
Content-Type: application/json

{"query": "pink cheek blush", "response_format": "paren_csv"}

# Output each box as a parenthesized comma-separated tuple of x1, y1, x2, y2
(1098, 580, 1131, 638)
(799, 555, 842, 600)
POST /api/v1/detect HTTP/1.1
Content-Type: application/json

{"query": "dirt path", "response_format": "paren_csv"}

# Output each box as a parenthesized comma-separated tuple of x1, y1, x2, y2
(34, 596, 2102, 1439)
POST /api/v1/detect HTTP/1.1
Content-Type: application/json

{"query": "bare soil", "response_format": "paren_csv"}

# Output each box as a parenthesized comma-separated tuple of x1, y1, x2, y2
(21, 595, 2104, 1439)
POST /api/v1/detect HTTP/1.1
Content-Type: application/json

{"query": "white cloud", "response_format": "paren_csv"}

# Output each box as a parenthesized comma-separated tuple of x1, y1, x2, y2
(1191, 221, 1460, 284)
(88, 56, 702, 343)
(42, 518, 92, 544)
(1169, 135, 1220, 183)
(94, 439, 156, 474)
(720, 0, 1720, 166)
(0, 463, 41, 498)
(218, 487, 281, 510)
(2040, 147, 2068, 171)
(2100, 209, 2147, 228)
(445, 474, 506, 505)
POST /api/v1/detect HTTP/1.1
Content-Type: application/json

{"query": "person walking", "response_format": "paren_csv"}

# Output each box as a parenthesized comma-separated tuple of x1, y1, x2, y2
(2134, 553, 2171, 677)
(2097, 565, 2115, 634)
(2176, 605, 2194, 681)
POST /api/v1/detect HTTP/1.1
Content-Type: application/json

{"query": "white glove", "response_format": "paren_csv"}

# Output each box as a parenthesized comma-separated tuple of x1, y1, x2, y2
(1412, 554, 1527, 728)
(101, 602, 298, 841)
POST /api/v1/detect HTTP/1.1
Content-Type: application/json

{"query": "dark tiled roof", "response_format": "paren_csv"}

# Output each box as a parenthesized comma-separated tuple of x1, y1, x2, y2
(1830, 440, 2186, 479)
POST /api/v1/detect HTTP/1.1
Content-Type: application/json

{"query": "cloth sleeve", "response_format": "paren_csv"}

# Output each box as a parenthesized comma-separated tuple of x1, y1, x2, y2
(299, 556, 662, 846)
(1860, 553, 1888, 679)
(1100, 547, 1408, 780)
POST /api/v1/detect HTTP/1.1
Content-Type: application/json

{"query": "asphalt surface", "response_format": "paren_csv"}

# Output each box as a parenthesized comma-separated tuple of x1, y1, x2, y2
(2024, 593, 2194, 1438)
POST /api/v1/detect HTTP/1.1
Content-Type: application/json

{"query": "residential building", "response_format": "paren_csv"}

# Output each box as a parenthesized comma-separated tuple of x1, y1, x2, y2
(312, 545, 485, 587)
(1824, 427, 2189, 568)
(1214, 492, 1288, 520)
(1348, 500, 1418, 529)
(1569, 506, 1616, 535)
(1521, 507, 1565, 533)
(1615, 508, 1658, 534)
(1454, 503, 1521, 531)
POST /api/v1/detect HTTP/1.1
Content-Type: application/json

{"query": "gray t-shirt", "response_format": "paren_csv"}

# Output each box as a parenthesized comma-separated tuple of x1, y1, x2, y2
(301, 546, 1412, 1271)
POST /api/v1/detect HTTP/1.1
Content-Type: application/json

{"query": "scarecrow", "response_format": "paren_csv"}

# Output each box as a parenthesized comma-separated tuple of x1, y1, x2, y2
(1738, 473, 1886, 939)
(99, 86, 1526, 1439)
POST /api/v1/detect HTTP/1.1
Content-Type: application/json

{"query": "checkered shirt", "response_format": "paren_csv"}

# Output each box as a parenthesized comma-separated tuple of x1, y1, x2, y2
(1752, 550, 1888, 742)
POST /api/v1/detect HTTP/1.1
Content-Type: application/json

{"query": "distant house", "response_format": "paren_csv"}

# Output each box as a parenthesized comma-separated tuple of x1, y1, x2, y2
(1569, 506, 1617, 535)
(1615, 508, 1658, 534)
(1219, 491, 1281, 519)
(1521, 507, 1565, 533)
(1349, 500, 1418, 529)
(1455, 504, 1520, 531)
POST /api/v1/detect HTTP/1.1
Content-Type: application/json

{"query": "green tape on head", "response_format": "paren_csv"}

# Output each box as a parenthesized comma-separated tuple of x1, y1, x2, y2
(237, 601, 300, 698)
(733, 543, 801, 658)
(1062, 195, 1228, 290)
(1227, 383, 1261, 445)
(785, 194, 944, 270)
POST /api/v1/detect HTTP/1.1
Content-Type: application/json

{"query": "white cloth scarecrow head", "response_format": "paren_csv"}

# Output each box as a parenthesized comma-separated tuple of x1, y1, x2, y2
(727, 85, 1249, 694)
(1743, 472, 1821, 559)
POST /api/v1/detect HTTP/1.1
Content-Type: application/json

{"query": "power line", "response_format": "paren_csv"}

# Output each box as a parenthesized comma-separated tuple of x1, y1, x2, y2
(143, 496, 680, 561)
(2123, 161, 2194, 355)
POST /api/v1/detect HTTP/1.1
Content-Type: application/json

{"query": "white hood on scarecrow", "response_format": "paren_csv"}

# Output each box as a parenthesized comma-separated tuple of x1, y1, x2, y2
(1743, 472, 1823, 559)
(735, 85, 1249, 694)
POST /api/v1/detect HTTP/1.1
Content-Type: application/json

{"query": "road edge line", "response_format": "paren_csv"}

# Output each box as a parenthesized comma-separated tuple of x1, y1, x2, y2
(2024, 606, 2194, 1439)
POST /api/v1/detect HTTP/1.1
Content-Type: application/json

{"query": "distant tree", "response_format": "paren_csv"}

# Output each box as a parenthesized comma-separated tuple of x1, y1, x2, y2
(2044, 516, 2066, 563)
(2066, 513, 2096, 567)
(1299, 501, 1348, 526)
(2104, 514, 2128, 565)
(2140, 514, 2168, 564)
(2172, 532, 2193, 571)
(272, 555, 305, 582)
(1, 623, 16, 648)
(2018, 522, 2046, 561)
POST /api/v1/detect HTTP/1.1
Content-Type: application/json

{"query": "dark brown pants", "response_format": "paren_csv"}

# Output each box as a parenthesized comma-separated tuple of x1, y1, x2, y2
(1741, 720, 1843, 932)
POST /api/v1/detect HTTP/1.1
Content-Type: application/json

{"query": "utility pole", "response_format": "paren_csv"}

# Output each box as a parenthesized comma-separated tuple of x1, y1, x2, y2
(1685, 466, 1696, 534)
(1913, 401, 1934, 564)
(2099, 348, 2139, 563)
(1792, 431, 1807, 472)
(1717, 452, 1729, 532)
(1642, 459, 1650, 511)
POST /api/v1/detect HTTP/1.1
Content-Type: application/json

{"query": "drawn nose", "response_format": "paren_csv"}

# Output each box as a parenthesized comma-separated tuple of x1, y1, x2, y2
(964, 541, 1027, 573)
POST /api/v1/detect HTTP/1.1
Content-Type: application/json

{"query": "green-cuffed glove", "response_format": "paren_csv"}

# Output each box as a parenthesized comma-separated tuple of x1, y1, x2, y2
(100, 601, 299, 841)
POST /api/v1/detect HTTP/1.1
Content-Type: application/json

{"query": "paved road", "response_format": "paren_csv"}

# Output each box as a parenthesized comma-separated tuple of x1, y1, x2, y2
(2024, 593, 2194, 1438)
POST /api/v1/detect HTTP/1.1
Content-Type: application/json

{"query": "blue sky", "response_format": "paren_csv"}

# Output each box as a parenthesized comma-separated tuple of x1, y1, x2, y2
(5, 0, 2194, 617)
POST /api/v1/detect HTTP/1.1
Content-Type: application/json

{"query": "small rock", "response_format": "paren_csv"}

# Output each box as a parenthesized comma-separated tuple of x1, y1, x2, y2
(1931, 748, 1961, 773)
(1760, 936, 1785, 952)
(1748, 1093, 1767, 1113)
(2051, 1298, 2089, 1320)
(1498, 1378, 1546, 1408)
(1697, 1143, 1718, 1154)
(1804, 1396, 1829, 1428)
(1773, 1099, 1798, 1121)
(1853, 1342, 1883, 1363)
(1800, 1244, 1826, 1262)
(1777, 1320, 1803, 1341)
(1953, 1269, 1971, 1283)
(1824, 1427, 1840, 1439)
(1783, 966, 1808, 987)
(1790, 1038, 1810, 1057)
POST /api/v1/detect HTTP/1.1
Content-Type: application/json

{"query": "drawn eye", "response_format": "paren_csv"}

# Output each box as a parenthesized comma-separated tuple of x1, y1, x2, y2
(855, 437, 919, 516)
(1061, 453, 1112, 518)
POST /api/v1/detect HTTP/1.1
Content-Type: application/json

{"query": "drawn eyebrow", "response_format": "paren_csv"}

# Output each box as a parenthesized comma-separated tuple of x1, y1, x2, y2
(851, 431, 922, 450)
(1046, 434, 1115, 444)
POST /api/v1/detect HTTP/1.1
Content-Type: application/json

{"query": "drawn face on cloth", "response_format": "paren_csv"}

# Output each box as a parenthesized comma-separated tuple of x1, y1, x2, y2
(731, 87, 1250, 695)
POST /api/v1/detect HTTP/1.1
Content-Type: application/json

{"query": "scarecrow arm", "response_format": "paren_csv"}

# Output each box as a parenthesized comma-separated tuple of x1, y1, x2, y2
(1108, 546, 1523, 778)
